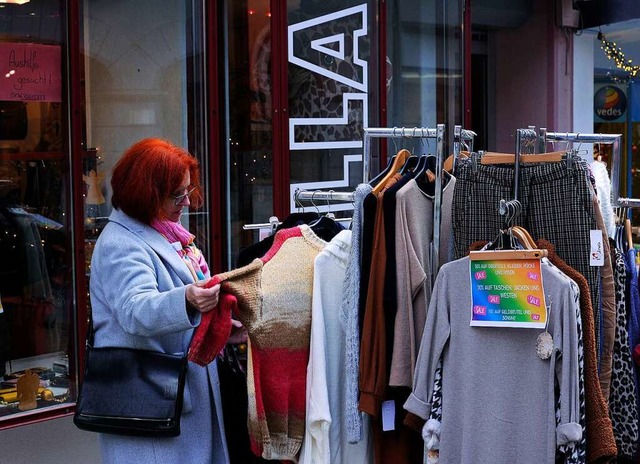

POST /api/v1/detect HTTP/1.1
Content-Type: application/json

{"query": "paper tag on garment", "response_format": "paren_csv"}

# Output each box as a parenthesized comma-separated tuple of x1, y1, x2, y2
(381, 400, 396, 431)
(590, 230, 604, 267)
(469, 258, 546, 328)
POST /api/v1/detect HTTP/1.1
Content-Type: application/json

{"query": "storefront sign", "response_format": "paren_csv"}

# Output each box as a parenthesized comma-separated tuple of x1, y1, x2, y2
(0, 43, 61, 102)
(469, 259, 547, 328)
(594, 84, 627, 123)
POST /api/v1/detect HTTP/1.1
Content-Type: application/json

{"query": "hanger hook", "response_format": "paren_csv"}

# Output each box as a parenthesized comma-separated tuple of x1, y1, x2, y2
(507, 201, 515, 226)
(326, 190, 336, 218)
(310, 191, 320, 215)
(392, 127, 399, 153)
(294, 188, 303, 213)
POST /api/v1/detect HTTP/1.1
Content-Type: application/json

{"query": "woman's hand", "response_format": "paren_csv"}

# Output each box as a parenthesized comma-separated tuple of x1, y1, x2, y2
(185, 280, 220, 313)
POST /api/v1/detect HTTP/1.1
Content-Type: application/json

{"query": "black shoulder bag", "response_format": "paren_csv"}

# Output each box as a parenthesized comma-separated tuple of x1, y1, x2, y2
(73, 312, 189, 437)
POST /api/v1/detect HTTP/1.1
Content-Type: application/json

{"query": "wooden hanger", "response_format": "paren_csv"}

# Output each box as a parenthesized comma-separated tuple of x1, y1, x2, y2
(469, 248, 548, 260)
(443, 151, 471, 173)
(372, 148, 411, 194)
(470, 226, 548, 260)
(480, 150, 567, 165)
(510, 225, 543, 252)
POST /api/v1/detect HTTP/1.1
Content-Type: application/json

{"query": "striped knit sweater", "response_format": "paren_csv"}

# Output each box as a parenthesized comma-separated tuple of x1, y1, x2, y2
(191, 225, 326, 461)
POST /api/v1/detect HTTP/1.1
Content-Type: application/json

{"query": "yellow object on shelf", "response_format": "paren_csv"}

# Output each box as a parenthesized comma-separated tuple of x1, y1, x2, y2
(0, 387, 46, 404)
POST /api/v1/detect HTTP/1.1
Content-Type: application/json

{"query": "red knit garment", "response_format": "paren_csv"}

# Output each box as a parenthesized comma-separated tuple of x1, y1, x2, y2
(189, 225, 326, 461)
(188, 273, 234, 366)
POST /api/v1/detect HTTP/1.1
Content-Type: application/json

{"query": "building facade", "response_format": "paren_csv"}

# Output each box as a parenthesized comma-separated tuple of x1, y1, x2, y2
(0, 0, 618, 461)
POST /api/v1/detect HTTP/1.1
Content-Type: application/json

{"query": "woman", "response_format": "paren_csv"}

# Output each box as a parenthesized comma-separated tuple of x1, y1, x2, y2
(89, 138, 229, 464)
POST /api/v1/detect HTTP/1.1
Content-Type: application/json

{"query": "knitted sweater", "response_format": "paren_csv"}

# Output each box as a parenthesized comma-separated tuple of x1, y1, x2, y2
(191, 225, 326, 461)
(341, 183, 373, 443)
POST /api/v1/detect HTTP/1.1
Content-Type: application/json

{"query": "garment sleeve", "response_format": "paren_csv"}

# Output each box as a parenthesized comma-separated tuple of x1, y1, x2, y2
(341, 183, 371, 444)
(358, 197, 387, 417)
(555, 277, 583, 446)
(390, 194, 426, 387)
(403, 268, 451, 419)
(300, 254, 332, 464)
(92, 231, 195, 337)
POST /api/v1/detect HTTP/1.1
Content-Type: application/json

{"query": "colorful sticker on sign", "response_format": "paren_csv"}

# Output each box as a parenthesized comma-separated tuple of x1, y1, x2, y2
(469, 259, 546, 328)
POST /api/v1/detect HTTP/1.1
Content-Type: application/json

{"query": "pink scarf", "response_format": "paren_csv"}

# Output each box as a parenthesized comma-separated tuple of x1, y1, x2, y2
(151, 219, 209, 280)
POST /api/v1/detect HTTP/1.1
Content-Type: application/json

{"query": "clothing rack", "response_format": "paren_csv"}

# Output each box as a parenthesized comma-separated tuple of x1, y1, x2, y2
(363, 125, 446, 275)
(540, 130, 626, 206)
(294, 125, 447, 275)
(362, 126, 443, 183)
(245, 125, 451, 277)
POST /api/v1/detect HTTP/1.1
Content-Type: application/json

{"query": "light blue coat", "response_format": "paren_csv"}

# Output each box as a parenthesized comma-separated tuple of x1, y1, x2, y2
(88, 208, 230, 464)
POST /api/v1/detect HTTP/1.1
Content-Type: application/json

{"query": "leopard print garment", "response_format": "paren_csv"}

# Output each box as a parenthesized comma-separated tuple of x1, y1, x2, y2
(609, 247, 639, 460)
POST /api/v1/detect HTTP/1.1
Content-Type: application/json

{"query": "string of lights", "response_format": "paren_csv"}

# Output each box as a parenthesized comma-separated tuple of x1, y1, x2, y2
(598, 31, 640, 77)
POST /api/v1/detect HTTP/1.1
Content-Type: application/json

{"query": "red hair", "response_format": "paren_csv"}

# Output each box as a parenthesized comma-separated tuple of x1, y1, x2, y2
(111, 138, 204, 224)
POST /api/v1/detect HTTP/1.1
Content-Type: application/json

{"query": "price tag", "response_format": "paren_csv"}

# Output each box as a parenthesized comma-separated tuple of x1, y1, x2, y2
(469, 258, 546, 328)
(381, 400, 395, 431)
(590, 230, 604, 267)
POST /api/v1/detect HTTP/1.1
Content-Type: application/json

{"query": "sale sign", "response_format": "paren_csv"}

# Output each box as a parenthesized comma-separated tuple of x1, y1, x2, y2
(0, 43, 61, 102)
(469, 259, 547, 328)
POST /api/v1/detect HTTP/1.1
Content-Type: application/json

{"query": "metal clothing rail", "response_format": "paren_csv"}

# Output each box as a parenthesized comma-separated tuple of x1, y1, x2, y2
(362, 126, 440, 183)
(242, 215, 352, 231)
(293, 190, 355, 204)
(363, 124, 446, 276)
(541, 130, 626, 206)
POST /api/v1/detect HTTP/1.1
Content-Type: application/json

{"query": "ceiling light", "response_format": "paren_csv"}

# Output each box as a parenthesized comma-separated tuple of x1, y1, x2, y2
(0, 0, 30, 4)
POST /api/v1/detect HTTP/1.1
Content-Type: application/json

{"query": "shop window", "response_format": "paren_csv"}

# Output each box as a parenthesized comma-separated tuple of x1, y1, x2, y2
(226, 0, 275, 266)
(0, 0, 73, 421)
(80, 0, 210, 266)
(287, 1, 372, 214)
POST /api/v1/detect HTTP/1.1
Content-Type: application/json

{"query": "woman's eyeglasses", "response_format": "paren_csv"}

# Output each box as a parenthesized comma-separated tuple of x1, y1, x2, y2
(169, 186, 196, 206)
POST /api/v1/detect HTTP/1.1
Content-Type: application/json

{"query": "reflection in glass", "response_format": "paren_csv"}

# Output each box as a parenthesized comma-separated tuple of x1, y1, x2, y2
(226, 0, 274, 267)
(287, 0, 373, 217)
(0, 0, 73, 419)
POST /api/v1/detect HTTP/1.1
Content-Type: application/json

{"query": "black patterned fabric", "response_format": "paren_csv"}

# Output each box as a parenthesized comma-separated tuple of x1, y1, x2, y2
(452, 158, 600, 348)
(609, 247, 640, 460)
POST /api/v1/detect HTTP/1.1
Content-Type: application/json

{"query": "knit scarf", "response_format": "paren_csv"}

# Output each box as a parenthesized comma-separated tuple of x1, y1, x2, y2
(151, 219, 209, 281)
